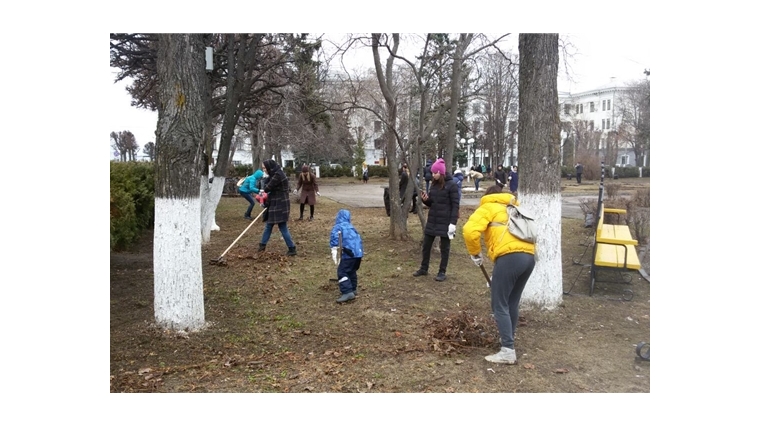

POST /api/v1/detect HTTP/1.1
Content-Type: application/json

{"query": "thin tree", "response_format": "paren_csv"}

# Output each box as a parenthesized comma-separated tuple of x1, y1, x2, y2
(153, 34, 207, 331)
(516, 33, 563, 309)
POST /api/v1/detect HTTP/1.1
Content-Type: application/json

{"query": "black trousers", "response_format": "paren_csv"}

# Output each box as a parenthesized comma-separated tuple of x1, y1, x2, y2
(419, 234, 451, 274)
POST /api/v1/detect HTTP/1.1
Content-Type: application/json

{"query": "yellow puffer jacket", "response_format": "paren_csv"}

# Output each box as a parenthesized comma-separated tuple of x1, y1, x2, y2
(463, 192, 535, 261)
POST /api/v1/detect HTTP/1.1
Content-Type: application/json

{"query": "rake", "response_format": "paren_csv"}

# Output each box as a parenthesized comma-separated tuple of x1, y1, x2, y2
(209, 207, 267, 266)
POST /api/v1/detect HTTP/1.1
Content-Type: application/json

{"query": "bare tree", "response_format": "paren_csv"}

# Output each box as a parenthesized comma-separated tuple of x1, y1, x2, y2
(143, 141, 156, 161)
(616, 78, 650, 167)
(481, 51, 519, 167)
(110, 130, 139, 161)
(516, 33, 563, 310)
(152, 33, 208, 331)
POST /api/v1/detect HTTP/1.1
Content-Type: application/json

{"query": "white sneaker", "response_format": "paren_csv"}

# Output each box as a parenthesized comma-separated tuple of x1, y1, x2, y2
(485, 347, 517, 364)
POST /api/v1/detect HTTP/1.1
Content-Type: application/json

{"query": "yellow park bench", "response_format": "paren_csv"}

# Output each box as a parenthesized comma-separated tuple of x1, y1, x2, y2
(588, 164, 641, 297)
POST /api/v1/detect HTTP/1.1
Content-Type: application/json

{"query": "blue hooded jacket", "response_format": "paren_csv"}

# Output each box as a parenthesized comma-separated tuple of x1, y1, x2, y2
(452, 170, 464, 200)
(239, 169, 264, 194)
(329, 209, 364, 259)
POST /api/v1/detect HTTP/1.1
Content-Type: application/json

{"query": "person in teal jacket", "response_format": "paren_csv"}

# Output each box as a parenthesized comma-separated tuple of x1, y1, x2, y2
(239, 169, 264, 220)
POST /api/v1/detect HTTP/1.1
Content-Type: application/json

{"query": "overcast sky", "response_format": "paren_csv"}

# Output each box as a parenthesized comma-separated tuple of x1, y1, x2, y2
(109, 33, 650, 159)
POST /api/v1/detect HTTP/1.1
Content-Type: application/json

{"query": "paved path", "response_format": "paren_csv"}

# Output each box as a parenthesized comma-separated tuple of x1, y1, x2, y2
(317, 183, 594, 220)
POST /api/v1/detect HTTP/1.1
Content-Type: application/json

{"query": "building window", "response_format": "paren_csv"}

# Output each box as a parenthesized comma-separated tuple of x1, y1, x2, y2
(473, 121, 481, 134)
(580, 104, 584, 114)
(602, 101, 606, 112)
(606, 100, 611, 110)
(620, 155, 629, 165)
(374, 121, 382, 132)
(589, 120, 594, 131)
(606, 118, 611, 129)
(590, 102, 595, 112)
(564, 104, 571, 115)
(575, 104, 579, 114)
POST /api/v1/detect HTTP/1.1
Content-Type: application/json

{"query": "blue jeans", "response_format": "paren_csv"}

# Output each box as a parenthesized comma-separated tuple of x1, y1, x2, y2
(260, 222, 295, 248)
(337, 257, 362, 294)
(475, 178, 482, 191)
(240, 192, 256, 217)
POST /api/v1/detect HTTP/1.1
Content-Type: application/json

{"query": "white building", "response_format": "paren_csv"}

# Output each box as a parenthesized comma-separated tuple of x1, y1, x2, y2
(558, 79, 639, 167)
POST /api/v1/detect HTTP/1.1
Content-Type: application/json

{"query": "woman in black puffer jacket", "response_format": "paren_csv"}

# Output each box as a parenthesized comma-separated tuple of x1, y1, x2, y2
(413, 158, 460, 282)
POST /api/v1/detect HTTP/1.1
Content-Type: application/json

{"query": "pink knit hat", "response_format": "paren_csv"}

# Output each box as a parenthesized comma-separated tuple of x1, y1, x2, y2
(431, 158, 446, 175)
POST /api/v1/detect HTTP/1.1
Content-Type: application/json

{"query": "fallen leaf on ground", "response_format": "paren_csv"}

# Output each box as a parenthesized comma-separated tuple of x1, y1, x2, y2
(554, 368, 570, 374)
(523, 363, 536, 370)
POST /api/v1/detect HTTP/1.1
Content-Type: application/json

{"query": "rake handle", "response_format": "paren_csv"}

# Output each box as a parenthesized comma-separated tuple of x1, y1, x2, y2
(217, 207, 267, 260)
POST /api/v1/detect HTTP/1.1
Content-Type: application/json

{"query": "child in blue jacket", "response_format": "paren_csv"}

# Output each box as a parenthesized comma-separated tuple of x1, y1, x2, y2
(238, 169, 264, 220)
(330, 209, 364, 303)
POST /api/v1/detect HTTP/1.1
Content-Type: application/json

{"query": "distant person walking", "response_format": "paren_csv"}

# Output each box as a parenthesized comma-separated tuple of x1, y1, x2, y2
(575, 162, 583, 184)
(294, 165, 320, 221)
(362, 164, 369, 184)
(258, 159, 297, 256)
(413, 158, 460, 282)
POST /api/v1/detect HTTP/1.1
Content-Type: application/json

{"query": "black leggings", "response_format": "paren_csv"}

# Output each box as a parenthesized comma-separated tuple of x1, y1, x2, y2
(300, 203, 314, 218)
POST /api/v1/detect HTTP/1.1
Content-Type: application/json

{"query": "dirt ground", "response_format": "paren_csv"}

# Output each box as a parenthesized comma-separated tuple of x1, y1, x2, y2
(110, 178, 650, 396)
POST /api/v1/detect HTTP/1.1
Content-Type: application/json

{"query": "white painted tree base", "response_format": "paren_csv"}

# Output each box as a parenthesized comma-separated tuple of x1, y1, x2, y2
(518, 193, 564, 310)
(153, 197, 206, 331)
(200, 175, 225, 243)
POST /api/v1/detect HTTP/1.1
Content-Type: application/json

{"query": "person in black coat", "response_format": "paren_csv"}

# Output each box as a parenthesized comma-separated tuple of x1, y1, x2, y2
(494, 164, 508, 189)
(258, 159, 297, 256)
(413, 158, 460, 282)
(423, 160, 433, 193)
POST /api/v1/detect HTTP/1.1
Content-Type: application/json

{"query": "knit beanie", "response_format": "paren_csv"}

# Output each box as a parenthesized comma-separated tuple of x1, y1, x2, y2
(431, 158, 446, 175)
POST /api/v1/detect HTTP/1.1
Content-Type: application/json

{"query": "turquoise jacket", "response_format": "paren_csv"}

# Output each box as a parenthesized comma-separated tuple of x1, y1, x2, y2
(239, 170, 264, 194)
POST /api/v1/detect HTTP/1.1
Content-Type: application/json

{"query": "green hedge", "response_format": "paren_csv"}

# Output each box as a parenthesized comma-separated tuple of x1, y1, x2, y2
(110, 161, 155, 251)
(367, 165, 389, 178)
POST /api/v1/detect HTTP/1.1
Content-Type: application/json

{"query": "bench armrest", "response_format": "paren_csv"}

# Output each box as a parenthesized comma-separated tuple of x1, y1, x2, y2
(603, 207, 627, 214)
(597, 236, 638, 246)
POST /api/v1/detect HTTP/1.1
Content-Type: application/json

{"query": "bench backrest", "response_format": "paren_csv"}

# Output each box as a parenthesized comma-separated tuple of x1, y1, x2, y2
(596, 201, 606, 239)
(594, 161, 606, 235)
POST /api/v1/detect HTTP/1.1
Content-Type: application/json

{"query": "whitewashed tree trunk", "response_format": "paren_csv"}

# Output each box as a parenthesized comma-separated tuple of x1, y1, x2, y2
(516, 33, 563, 310)
(153, 198, 205, 330)
(153, 33, 207, 331)
(519, 193, 563, 309)
(200, 174, 224, 244)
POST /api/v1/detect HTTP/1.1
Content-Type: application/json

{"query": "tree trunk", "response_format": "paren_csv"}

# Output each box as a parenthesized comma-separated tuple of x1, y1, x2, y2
(153, 33, 207, 331)
(516, 33, 563, 310)
(373, 33, 409, 241)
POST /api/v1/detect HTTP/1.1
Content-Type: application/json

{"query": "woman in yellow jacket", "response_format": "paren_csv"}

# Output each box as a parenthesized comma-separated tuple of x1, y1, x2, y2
(462, 185, 536, 364)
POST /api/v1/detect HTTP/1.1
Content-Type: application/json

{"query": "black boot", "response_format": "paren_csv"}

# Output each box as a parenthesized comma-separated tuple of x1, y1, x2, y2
(258, 243, 266, 252)
(287, 246, 297, 256)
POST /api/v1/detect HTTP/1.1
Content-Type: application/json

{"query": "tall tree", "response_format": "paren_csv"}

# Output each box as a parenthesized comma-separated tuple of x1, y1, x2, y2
(516, 33, 563, 309)
(153, 34, 207, 331)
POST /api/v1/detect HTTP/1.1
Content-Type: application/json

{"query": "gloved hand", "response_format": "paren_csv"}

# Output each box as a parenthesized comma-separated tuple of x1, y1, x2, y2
(485, 275, 491, 288)
(317, 192, 321, 196)
(447, 224, 456, 239)
(470, 253, 483, 266)
(259, 189, 265, 195)
(331, 247, 338, 265)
